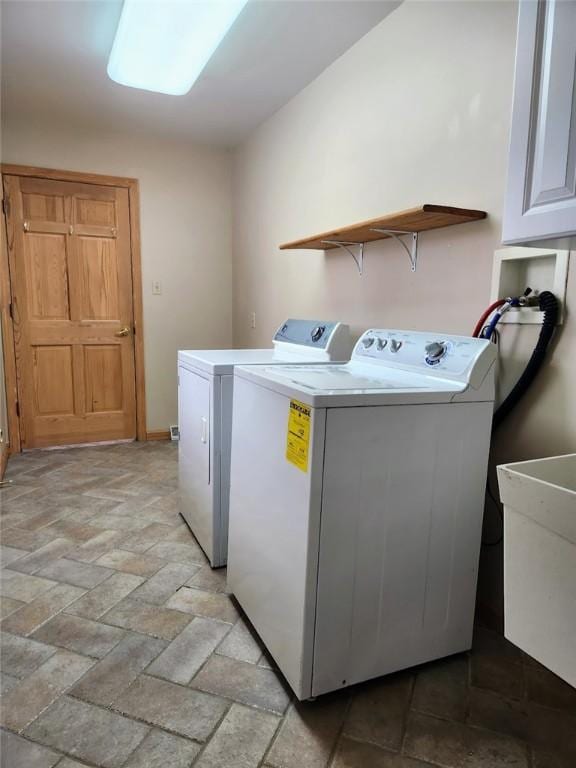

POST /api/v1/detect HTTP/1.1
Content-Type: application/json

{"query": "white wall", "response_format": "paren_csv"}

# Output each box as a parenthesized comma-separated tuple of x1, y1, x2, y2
(231, 0, 575, 617)
(232, 0, 517, 345)
(1, 121, 233, 431)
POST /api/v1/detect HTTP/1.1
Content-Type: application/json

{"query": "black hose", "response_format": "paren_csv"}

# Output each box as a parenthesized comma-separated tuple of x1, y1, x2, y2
(492, 290, 558, 429)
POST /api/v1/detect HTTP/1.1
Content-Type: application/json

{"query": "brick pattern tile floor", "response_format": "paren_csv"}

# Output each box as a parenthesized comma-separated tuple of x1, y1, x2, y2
(0, 442, 575, 768)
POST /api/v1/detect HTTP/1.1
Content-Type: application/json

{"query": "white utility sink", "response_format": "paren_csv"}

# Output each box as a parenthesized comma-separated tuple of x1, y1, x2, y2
(497, 454, 576, 687)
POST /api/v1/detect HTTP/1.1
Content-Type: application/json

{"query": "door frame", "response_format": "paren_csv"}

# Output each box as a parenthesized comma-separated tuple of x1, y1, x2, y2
(0, 164, 147, 451)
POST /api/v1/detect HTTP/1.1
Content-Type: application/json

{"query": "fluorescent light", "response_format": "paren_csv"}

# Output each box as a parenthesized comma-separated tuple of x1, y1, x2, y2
(107, 0, 249, 96)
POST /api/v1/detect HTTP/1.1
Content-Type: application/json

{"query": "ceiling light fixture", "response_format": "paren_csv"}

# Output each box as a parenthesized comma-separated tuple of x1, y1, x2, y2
(107, 0, 249, 96)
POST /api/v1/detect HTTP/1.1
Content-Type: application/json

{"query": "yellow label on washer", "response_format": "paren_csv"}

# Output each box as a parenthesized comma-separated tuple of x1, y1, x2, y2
(286, 399, 311, 472)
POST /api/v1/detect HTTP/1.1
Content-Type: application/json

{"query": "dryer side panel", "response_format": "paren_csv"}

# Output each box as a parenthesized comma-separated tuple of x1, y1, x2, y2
(178, 366, 217, 564)
(313, 401, 493, 696)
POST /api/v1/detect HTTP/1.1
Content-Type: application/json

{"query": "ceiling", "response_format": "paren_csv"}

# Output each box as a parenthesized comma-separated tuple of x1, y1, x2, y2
(1, 0, 401, 147)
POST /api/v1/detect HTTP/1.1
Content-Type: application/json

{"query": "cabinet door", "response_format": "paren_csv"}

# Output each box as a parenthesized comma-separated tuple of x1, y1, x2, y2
(503, 0, 576, 246)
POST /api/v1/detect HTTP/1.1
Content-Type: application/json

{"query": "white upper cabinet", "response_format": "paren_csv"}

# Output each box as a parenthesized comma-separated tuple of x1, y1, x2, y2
(503, 0, 576, 246)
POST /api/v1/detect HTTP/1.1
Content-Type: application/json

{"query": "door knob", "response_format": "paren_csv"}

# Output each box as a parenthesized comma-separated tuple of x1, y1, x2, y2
(115, 326, 131, 337)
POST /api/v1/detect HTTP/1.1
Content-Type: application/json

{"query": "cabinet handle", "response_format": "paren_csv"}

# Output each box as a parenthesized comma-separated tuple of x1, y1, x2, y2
(201, 417, 208, 444)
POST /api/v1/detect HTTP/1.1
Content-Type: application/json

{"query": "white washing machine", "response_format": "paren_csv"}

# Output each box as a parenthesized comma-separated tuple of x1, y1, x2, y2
(178, 319, 350, 567)
(228, 329, 496, 699)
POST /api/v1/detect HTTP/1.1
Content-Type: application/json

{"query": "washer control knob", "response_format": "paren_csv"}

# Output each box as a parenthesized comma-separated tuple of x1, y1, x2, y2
(390, 339, 403, 353)
(425, 341, 447, 360)
(311, 325, 325, 342)
(362, 336, 375, 349)
(376, 338, 388, 351)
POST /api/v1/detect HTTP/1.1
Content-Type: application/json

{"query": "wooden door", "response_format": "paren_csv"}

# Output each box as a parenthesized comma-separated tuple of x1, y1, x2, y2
(3, 175, 137, 448)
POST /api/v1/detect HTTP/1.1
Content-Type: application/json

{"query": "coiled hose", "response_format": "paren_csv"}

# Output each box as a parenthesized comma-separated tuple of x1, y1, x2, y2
(492, 290, 558, 429)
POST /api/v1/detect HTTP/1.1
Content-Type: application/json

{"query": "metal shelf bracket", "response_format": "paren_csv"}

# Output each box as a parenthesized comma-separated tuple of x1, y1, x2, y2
(370, 229, 419, 272)
(321, 240, 365, 275)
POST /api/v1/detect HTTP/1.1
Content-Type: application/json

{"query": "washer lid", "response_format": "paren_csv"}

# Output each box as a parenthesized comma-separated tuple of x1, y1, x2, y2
(234, 362, 466, 407)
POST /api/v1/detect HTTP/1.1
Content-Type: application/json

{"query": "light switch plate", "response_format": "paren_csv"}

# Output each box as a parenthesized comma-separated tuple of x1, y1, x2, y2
(152, 281, 162, 295)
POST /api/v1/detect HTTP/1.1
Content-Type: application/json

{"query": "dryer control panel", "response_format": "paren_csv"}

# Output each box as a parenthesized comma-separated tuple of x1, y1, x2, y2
(353, 329, 495, 385)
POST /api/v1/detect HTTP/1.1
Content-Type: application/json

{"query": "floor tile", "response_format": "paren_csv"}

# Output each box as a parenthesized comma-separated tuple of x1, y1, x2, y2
(527, 703, 576, 762)
(531, 747, 575, 768)
(101, 597, 192, 641)
(266, 695, 348, 768)
(470, 626, 525, 700)
(525, 665, 576, 713)
(88, 513, 150, 532)
(0, 596, 26, 619)
(0, 569, 57, 602)
(332, 737, 432, 768)
(32, 612, 125, 658)
(1, 583, 86, 636)
(122, 728, 201, 768)
(113, 674, 228, 741)
(70, 631, 166, 707)
(0, 528, 59, 553)
(196, 703, 279, 768)
(470, 653, 525, 701)
(13, 507, 75, 532)
(343, 672, 413, 751)
(65, 572, 144, 620)
(181, 565, 226, 593)
(67, 530, 127, 563)
(9, 539, 77, 576)
(0, 671, 21, 694)
(131, 562, 198, 605)
(24, 695, 150, 768)
(192, 654, 291, 715)
(0, 730, 60, 768)
(118, 524, 176, 554)
(94, 550, 165, 577)
(166, 586, 239, 623)
(0, 545, 27, 566)
(0, 631, 57, 677)
(411, 656, 469, 722)
(147, 616, 230, 684)
(44, 520, 106, 543)
(404, 711, 529, 768)
(215, 617, 263, 664)
(36, 558, 114, 590)
(147, 541, 206, 566)
(0, 649, 95, 731)
(136, 505, 184, 527)
(467, 687, 528, 741)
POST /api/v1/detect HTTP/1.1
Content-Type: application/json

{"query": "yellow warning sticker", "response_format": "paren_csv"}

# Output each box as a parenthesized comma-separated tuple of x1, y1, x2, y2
(286, 399, 311, 472)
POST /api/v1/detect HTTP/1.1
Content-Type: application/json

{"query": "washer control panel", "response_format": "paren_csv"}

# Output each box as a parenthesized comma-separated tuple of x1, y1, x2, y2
(353, 329, 492, 378)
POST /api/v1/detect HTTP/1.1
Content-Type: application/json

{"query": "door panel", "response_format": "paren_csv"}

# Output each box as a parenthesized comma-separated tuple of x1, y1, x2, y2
(4, 174, 137, 448)
(34, 346, 74, 415)
(78, 237, 120, 321)
(21, 182, 66, 223)
(84, 346, 123, 413)
(75, 196, 116, 228)
(24, 233, 70, 320)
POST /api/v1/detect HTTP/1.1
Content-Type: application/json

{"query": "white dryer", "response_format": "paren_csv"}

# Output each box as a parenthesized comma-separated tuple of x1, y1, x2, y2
(177, 319, 350, 567)
(228, 329, 496, 699)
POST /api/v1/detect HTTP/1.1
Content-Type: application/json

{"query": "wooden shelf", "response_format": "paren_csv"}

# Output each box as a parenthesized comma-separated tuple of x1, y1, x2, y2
(279, 205, 487, 251)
